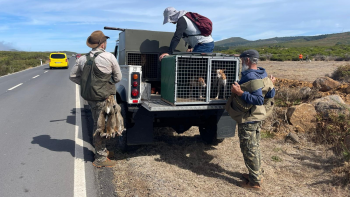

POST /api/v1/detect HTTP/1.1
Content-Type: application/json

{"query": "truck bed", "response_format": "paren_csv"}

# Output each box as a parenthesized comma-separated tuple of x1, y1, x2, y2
(141, 95, 225, 111)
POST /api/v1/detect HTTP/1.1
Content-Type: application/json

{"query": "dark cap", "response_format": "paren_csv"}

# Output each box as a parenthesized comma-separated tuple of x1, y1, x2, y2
(86, 30, 110, 48)
(240, 49, 259, 59)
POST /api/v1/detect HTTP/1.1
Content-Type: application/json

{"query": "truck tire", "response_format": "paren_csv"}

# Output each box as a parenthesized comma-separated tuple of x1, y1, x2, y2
(118, 102, 128, 152)
(199, 124, 224, 145)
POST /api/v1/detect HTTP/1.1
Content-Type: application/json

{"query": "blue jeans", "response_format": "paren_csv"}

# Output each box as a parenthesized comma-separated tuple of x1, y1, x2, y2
(193, 41, 214, 53)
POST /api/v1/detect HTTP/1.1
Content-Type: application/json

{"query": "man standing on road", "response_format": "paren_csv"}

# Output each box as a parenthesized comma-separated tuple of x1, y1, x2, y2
(69, 30, 122, 168)
(159, 7, 214, 61)
(226, 49, 276, 190)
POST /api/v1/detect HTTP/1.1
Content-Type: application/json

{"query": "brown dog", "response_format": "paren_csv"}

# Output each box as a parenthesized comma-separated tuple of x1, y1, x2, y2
(94, 95, 124, 138)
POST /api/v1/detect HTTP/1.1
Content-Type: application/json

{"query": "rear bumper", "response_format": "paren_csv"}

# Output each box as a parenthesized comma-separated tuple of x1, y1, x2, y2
(49, 63, 69, 67)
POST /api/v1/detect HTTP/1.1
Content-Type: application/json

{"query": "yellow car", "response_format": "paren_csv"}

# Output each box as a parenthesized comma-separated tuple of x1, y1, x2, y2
(49, 53, 69, 69)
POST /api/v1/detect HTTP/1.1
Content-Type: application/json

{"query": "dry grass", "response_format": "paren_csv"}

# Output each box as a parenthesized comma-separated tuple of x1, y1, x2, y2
(110, 127, 349, 197)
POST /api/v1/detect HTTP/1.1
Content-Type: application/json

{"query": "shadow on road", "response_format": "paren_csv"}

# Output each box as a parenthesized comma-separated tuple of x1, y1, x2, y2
(31, 135, 94, 162)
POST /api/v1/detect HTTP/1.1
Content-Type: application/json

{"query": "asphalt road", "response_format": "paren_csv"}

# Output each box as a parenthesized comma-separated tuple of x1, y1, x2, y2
(0, 58, 102, 197)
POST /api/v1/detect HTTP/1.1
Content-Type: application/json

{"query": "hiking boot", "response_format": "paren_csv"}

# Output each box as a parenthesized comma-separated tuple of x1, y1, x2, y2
(239, 179, 261, 190)
(92, 158, 117, 168)
(242, 173, 263, 183)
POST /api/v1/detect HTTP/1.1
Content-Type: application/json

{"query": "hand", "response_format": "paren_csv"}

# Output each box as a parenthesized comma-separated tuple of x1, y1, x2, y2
(159, 53, 169, 61)
(186, 48, 193, 52)
(231, 82, 244, 96)
(270, 75, 276, 84)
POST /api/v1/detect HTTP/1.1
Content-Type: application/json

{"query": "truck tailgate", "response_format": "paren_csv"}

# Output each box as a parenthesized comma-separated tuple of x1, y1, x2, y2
(142, 98, 225, 111)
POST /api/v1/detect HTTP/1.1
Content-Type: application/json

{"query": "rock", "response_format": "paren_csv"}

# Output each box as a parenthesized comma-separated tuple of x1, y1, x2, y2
(313, 77, 340, 92)
(285, 132, 300, 143)
(344, 135, 350, 151)
(299, 87, 312, 96)
(346, 86, 350, 94)
(286, 103, 317, 132)
(311, 95, 350, 116)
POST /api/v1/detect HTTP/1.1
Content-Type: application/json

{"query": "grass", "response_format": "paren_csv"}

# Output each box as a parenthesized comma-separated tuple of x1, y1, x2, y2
(271, 156, 283, 162)
(261, 131, 275, 139)
(0, 51, 51, 76)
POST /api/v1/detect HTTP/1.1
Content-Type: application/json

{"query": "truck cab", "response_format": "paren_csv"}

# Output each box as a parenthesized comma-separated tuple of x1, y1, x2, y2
(105, 27, 239, 151)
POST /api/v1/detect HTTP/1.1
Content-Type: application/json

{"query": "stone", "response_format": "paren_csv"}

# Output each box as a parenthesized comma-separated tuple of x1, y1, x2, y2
(295, 125, 305, 133)
(344, 135, 350, 151)
(286, 103, 317, 132)
(313, 77, 340, 92)
(311, 95, 350, 116)
(285, 132, 300, 143)
(346, 86, 350, 94)
(299, 87, 312, 96)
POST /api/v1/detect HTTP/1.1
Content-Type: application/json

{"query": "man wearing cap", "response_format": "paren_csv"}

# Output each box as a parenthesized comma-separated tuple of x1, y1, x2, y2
(159, 7, 214, 61)
(226, 49, 276, 189)
(69, 30, 122, 167)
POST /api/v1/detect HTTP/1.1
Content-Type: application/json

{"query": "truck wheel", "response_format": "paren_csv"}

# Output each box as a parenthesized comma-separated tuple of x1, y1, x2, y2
(118, 102, 128, 152)
(199, 124, 224, 145)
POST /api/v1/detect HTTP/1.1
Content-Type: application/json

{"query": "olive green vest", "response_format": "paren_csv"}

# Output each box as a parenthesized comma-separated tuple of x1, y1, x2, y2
(80, 52, 116, 101)
(225, 77, 274, 124)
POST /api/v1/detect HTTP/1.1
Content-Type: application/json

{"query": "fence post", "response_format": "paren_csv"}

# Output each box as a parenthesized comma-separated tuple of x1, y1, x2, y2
(40, 59, 42, 65)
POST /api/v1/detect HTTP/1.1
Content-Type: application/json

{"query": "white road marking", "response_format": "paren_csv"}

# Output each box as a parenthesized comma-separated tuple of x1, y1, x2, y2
(32, 75, 40, 79)
(44, 71, 48, 73)
(74, 84, 87, 197)
(8, 83, 23, 90)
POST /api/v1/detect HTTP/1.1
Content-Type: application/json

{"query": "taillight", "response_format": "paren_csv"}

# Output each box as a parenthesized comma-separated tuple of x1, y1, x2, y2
(131, 72, 140, 99)
(132, 89, 139, 97)
(49, 59, 51, 62)
(66, 59, 68, 62)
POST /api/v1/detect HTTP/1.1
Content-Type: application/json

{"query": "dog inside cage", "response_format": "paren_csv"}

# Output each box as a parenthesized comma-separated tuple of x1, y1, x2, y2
(210, 60, 237, 100)
(176, 57, 209, 103)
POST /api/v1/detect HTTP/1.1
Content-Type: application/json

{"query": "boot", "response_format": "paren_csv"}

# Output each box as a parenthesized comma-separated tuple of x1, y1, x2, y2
(242, 173, 263, 183)
(92, 158, 117, 168)
(239, 179, 261, 190)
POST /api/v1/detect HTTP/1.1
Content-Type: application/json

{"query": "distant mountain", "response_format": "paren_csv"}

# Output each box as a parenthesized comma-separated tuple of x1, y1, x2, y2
(215, 32, 350, 50)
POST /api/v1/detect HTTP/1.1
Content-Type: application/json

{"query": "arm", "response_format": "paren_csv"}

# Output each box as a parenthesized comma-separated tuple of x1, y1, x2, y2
(168, 17, 187, 54)
(241, 89, 264, 105)
(265, 88, 276, 98)
(110, 55, 122, 83)
(69, 57, 84, 85)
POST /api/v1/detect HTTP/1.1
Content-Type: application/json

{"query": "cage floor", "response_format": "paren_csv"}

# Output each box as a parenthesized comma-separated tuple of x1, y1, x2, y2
(176, 97, 206, 103)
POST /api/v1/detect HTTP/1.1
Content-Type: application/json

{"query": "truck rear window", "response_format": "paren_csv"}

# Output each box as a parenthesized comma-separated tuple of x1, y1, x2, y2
(51, 54, 66, 59)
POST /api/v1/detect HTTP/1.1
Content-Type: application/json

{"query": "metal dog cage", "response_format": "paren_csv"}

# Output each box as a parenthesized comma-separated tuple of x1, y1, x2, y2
(127, 53, 159, 81)
(161, 54, 240, 105)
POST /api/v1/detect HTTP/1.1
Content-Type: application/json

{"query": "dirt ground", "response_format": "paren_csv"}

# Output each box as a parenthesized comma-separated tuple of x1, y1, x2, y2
(259, 61, 346, 82)
(110, 61, 350, 197)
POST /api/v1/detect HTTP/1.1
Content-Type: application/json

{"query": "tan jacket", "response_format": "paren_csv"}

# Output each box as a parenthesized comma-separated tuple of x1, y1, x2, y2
(69, 48, 122, 85)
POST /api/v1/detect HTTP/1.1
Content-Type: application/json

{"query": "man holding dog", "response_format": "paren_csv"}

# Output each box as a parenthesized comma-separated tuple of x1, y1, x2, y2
(69, 30, 122, 168)
(226, 49, 276, 190)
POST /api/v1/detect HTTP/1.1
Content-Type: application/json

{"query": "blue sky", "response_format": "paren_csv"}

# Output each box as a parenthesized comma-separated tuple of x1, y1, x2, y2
(0, 0, 349, 53)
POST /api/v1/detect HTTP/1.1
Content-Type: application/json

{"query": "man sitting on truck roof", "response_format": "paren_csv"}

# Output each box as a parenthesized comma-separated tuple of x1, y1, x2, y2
(226, 49, 276, 190)
(69, 30, 122, 168)
(159, 7, 214, 61)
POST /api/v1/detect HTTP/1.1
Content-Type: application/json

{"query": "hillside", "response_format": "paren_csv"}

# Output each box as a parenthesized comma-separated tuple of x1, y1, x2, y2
(215, 32, 350, 50)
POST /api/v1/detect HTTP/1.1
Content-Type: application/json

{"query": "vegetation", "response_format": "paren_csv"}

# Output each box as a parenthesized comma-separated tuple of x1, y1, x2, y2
(331, 64, 350, 82)
(0, 51, 51, 76)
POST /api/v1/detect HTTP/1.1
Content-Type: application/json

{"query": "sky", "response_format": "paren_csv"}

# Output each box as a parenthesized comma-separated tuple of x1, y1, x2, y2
(0, 0, 349, 53)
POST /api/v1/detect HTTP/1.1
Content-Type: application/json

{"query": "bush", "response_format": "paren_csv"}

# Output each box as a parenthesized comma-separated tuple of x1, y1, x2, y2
(331, 64, 350, 82)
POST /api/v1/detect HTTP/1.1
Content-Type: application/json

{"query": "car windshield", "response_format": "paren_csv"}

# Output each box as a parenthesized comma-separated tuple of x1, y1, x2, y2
(51, 54, 66, 59)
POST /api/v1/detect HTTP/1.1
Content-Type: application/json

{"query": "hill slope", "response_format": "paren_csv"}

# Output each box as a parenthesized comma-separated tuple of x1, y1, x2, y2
(215, 32, 350, 49)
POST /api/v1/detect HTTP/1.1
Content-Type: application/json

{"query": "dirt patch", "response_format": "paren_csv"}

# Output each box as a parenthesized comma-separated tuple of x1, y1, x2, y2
(111, 127, 349, 196)
(259, 61, 346, 82)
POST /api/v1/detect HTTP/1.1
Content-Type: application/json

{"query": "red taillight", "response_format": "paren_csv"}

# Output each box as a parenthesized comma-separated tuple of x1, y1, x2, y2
(133, 81, 138, 87)
(49, 59, 51, 62)
(132, 89, 139, 97)
(133, 100, 138, 103)
(66, 59, 67, 62)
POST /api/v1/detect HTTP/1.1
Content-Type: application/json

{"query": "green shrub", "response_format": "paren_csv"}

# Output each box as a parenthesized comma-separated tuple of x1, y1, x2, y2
(331, 64, 350, 82)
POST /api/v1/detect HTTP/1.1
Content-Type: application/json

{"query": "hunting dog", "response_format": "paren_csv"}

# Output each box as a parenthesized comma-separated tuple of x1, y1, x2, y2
(189, 77, 207, 99)
(214, 69, 227, 100)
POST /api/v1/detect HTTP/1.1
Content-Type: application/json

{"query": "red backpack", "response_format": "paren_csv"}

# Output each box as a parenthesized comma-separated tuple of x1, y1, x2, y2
(185, 12, 212, 37)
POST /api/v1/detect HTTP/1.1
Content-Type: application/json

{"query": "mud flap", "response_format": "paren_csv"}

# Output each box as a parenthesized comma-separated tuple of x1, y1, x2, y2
(217, 110, 236, 139)
(127, 106, 154, 145)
